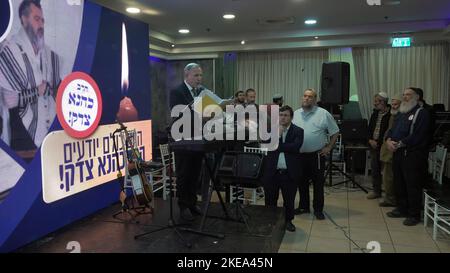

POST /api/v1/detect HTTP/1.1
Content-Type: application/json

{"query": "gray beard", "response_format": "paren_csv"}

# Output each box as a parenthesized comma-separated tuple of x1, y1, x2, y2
(399, 100, 417, 113)
(302, 104, 314, 111)
(25, 25, 44, 52)
(391, 109, 399, 115)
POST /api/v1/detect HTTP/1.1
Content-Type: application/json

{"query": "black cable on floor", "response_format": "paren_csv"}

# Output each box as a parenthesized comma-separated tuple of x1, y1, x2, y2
(323, 184, 367, 253)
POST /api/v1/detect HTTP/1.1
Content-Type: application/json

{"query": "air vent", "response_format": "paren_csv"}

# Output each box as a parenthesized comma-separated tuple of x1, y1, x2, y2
(257, 16, 295, 26)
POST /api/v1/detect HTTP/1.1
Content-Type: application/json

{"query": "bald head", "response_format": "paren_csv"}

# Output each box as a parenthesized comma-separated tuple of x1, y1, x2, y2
(184, 63, 203, 88)
(302, 88, 317, 110)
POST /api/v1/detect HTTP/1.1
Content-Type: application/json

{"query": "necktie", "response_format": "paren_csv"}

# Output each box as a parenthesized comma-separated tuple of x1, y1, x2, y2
(192, 88, 198, 97)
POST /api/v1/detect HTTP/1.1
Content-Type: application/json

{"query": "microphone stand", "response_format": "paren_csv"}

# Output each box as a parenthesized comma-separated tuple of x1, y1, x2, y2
(110, 122, 153, 223)
(110, 125, 139, 223)
(134, 120, 193, 248)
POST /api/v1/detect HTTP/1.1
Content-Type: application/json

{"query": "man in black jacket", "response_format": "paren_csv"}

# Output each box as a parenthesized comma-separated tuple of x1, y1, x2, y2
(367, 92, 391, 199)
(385, 88, 430, 226)
(169, 63, 204, 221)
(411, 87, 436, 149)
(411, 87, 436, 189)
(262, 105, 304, 232)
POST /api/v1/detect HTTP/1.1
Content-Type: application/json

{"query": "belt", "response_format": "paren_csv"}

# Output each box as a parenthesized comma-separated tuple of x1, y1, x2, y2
(276, 169, 288, 175)
(300, 150, 322, 170)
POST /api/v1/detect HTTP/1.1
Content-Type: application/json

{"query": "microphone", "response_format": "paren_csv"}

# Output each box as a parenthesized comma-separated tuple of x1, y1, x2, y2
(112, 120, 127, 134)
(117, 120, 127, 130)
(197, 85, 206, 92)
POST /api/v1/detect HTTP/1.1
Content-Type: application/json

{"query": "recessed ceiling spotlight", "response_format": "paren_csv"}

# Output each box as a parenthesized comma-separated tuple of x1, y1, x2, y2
(171, 44, 175, 48)
(126, 7, 141, 14)
(223, 14, 236, 20)
(241, 40, 246, 45)
(384, 0, 401, 6)
(305, 19, 317, 25)
(178, 29, 190, 34)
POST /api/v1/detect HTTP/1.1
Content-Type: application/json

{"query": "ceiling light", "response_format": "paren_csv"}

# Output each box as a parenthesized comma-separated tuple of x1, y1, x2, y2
(178, 29, 190, 34)
(305, 19, 317, 25)
(241, 40, 245, 45)
(223, 14, 236, 20)
(126, 7, 141, 14)
(314, 36, 319, 39)
(171, 44, 175, 48)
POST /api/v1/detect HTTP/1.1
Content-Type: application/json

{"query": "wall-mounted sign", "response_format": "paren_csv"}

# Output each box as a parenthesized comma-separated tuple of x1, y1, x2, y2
(56, 72, 103, 138)
(392, 37, 412, 48)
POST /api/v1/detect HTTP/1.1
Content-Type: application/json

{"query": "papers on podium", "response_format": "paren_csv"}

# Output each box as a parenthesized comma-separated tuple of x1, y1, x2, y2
(193, 89, 233, 116)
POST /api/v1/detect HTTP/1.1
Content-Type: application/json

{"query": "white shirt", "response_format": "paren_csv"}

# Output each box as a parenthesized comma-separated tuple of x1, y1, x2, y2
(184, 80, 196, 99)
(293, 106, 339, 153)
(277, 124, 290, 170)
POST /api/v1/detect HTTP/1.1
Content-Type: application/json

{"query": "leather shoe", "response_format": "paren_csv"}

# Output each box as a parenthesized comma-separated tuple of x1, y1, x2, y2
(180, 208, 195, 221)
(286, 221, 296, 232)
(314, 211, 325, 220)
(403, 217, 420, 226)
(379, 201, 396, 207)
(386, 209, 407, 218)
(367, 192, 381, 199)
(190, 205, 202, 216)
(294, 208, 310, 215)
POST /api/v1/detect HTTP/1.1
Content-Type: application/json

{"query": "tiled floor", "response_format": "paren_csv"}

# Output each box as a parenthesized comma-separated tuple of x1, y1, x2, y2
(262, 175, 450, 253)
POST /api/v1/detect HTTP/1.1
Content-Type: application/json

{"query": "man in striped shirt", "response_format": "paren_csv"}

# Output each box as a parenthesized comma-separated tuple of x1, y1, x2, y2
(0, 0, 60, 161)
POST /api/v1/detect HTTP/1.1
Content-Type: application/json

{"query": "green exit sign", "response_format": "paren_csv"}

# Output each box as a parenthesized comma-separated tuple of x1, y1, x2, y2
(392, 37, 412, 48)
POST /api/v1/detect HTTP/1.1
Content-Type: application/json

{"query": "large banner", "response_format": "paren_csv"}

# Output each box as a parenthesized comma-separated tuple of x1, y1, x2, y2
(0, 0, 151, 252)
(41, 121, 152, 204)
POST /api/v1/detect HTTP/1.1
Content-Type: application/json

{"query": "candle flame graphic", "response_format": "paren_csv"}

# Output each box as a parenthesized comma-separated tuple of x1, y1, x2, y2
(121, 23, 129, 95)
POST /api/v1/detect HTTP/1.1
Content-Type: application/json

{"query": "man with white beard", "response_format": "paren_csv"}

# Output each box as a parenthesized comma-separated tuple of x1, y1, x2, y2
(0, 0, 60, 161)
(385, 88, 430, 226)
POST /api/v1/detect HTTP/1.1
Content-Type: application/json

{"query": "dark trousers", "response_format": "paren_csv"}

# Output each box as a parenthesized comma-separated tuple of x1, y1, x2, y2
(298, 152, 326, 212)
(175, 151, 203, 209)
(264, 171, 297, 221)
(370, 147, 382, 194)
(393, 148, 427, 219)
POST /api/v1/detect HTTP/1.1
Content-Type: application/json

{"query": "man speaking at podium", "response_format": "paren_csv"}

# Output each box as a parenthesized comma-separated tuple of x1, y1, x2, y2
(169, 63, 204, 221)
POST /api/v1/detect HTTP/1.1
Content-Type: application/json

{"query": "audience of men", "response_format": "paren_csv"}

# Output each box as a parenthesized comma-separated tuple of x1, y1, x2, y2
(178, 83, 439, 228)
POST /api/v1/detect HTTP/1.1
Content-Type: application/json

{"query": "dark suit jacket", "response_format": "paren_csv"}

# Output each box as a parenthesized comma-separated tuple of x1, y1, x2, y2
(170, 82, 194, 111)
(368, 108, 391, 147)
(169, 82, 198, 140)
(263, 124, 304, 183)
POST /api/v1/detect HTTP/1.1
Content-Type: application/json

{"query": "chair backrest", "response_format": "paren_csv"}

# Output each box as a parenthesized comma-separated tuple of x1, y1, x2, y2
(159, 144, 175, 170)
(433, 144, 447, 184)
(428, 152, 435, 174)
(332, 134, 344, 161)
(244, 146, 268, 155)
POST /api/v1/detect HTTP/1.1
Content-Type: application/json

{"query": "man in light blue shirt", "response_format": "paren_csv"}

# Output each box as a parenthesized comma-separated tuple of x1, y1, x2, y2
(292, 89, 339, 220)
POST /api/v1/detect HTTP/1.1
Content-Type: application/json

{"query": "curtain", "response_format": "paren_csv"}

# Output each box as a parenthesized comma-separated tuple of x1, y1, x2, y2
(236, 49, 328, 108)
(353, 42, 450, 120)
